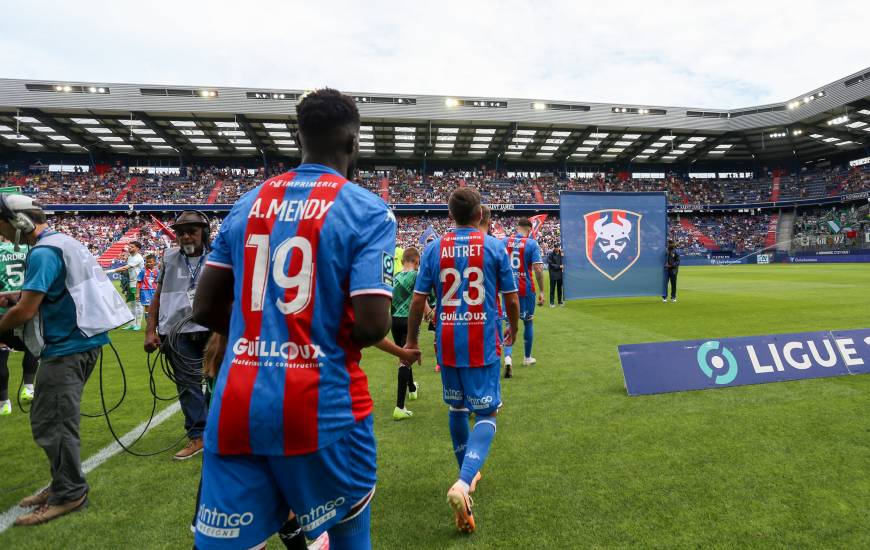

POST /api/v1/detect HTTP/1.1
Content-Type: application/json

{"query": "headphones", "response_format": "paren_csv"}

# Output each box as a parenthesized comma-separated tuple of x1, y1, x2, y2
(174, 210, 212, 248)
(0, 194, 38, 234)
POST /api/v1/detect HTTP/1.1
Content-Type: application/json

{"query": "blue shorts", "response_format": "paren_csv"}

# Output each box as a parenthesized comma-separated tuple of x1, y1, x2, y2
(139, 289, 155, 307)
(519, 294, 536, 320)
(440, 362, 501, 415)
(194, 416, 377, 549)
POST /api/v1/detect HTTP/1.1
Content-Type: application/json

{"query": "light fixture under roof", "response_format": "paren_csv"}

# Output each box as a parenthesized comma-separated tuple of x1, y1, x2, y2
(71, 118, 99, 125)
(437, 135, 456, 142)
(435, 143, 453, 148)
(715, 144, 733, 149)
(576, 147, 594, 152)
(48, 135, 70, 141)
(470, 143, 489, 149)
(634, 155, 649, 159)
(263, 122, 287, 129)
(360, 125, 373, 132)
(516, 129, 537, 136)
(545, 138, 564, 144)
(589, 133, 609, 138)
(119, 119, 145, 126)
(613, 141, 633, 146)
(583, 140, 601, 146)
(142, 137, 165, 143)
(395, 142, 414, 148)
(269, 131, 294, 138)
(846, 121, 867, 129)
(214, 121, 238, 128)
(551, 131, 571, 137)
(33, 126, 54, 133)
(607, 147, 625, 153)
(99, 136, 124, 142)
(642, 149, 657, 154)
(132, 128, 156, 135)
(439, 127, 459, 134)
(171, 120, 197, 127)
(476, 128, 497, 135)
(822, 137, 839, 142)
(86, 127, 113, 134)
(688, 136, 706, 142)
(650, 142, 666, 147)
(540, 145, 559, 151)
(512, 137, 533, 144)
(2, 135, 30, 141)
(622, 133, 641, 139)
(395, 126, 415, 133)
(189, 138, 212, 144)
(14, 116, 40, 123)
(660, 135, 676, 140)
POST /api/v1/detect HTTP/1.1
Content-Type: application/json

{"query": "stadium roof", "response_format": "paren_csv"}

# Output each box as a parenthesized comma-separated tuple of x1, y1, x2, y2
(0, 68, 868, 164)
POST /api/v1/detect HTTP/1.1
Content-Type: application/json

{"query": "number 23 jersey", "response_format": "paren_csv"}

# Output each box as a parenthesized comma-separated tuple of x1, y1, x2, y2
(415, 227, 517, 369)
(204, 164, 396, 456)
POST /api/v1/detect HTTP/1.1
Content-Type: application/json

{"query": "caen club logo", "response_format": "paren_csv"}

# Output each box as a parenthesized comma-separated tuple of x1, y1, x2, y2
(584, 209, 642, 281)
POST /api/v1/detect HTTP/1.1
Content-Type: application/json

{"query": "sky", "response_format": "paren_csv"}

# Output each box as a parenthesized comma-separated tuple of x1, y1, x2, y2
(1, 0, 868, 109)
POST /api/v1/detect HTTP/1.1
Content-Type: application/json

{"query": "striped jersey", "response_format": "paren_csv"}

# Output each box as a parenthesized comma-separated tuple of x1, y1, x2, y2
(415, 227, 517, 368)
(137, 267, 159, 291)
(503, 233, 543, 296)
(204, 164, 396, 456)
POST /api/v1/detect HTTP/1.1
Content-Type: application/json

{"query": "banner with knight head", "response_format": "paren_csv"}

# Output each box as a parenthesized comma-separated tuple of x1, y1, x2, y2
(560, 192, 667, 299)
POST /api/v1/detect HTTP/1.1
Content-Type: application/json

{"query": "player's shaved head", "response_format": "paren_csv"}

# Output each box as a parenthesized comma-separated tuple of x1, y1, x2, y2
(449, 187, 482, 226)
(295, 88, 360, 177)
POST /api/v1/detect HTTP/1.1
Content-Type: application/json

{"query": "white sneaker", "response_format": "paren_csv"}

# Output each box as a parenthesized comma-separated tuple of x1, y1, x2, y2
(549, 304, 555, 308)
(662, 298, 667, 302)
(0, 400, 11, 416)
(671, 298, 677, 303)
(504, 356, 512, 367)
(523, 357, 537, 366)
(20, 384, 34, 403)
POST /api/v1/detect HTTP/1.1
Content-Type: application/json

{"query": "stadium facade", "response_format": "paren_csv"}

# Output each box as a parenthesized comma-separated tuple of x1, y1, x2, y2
(0, 67, 869, 169)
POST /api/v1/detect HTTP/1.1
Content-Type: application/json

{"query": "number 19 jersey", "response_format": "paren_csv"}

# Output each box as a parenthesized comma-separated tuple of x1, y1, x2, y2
(415, 227, 517, 368)
(204, 164, 396, 456)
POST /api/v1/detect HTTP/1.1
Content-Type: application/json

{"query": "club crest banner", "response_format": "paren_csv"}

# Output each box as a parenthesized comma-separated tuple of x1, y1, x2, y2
(560, 192, 667, 298)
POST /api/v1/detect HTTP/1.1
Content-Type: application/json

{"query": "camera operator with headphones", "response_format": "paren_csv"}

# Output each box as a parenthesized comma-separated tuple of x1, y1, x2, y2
(0, 194, 132, 526)
(144, 210, 212, 461)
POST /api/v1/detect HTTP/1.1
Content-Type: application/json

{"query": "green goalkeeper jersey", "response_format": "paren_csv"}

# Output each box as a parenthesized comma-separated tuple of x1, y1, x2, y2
(0, 241, 28, 315)
(391, 269, 418, 318)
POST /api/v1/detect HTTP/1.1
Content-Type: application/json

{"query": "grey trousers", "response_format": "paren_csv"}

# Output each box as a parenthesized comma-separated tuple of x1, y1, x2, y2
(30, 347, 100, 505)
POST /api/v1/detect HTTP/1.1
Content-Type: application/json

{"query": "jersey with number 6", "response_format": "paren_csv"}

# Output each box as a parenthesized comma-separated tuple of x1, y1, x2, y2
(0, 241, 28, 314)
(204, 163, 396, 457)
(415, 227, 517, 368)
(503, 233, 543, 297)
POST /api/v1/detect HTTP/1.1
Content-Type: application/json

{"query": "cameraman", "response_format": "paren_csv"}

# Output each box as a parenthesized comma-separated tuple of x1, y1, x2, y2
(0, 194, 131, 526)
(144, 211, 211, 460)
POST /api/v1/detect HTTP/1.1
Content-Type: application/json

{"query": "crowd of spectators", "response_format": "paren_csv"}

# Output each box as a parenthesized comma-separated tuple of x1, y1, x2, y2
(794, 204, 867, 249)
(3, 162, 869, 207)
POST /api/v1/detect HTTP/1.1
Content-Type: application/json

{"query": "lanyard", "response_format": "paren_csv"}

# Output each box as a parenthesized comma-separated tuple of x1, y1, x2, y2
(35, 229, 58, 242)
(183, 255, 205, 290)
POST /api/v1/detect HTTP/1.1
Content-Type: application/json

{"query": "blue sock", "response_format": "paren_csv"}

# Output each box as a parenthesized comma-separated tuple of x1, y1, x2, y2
(523, 320, 534, 358)
(459, 416, 497, 485)
(327, 505, 371, 550)
(448, 408, 471, 469)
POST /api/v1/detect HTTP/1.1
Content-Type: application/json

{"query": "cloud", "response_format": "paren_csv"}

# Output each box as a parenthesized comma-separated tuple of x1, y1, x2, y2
(1, 0, 867, 109)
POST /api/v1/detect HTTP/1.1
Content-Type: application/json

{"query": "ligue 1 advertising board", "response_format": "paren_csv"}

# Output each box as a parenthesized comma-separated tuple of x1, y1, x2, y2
(618, 329, 870, 396)
(560, 192, 668, 299)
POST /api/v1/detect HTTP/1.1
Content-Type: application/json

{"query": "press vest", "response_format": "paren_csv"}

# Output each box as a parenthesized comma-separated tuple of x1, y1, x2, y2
(23, 232, 133, 356)
(158, 248, 209, 335)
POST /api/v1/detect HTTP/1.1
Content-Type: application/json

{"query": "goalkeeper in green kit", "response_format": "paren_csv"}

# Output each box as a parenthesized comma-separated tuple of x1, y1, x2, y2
(0, 235, 39, 416)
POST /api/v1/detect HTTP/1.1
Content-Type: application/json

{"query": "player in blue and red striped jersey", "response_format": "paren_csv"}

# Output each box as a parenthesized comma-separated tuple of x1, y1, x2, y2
(405, 188, 520, 534)
(191, 89, 395, 550)
(502, 219, 545, 367)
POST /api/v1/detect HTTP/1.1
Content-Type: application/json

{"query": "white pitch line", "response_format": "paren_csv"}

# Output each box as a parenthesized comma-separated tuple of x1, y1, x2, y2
(0, 402, 181, 533)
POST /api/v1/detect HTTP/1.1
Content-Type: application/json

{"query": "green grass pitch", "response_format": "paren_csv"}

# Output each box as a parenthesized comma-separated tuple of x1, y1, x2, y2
(1, 264, 869, 549)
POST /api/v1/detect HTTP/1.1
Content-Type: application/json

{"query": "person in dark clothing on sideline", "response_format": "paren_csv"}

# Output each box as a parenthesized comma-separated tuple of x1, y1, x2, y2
(663, 240, 680, 303)
(547, 246, 564, 307)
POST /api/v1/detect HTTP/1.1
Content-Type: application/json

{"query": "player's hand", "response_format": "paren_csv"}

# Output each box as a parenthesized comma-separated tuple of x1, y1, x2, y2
(398, 347, 422, 366)
(537, 293, 545, 306)
(144, 332, 161, 353)
(203, 333, 227, 378)
(503, 324, 517, 347)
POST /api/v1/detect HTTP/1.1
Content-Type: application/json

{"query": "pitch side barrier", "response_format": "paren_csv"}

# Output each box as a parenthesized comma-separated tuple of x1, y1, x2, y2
(40, 189, 869, 214)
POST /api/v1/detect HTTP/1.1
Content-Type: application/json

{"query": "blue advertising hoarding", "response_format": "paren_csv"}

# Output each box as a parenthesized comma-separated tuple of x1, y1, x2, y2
(560, 192, 667, 299)
(618, 328, 870, 396)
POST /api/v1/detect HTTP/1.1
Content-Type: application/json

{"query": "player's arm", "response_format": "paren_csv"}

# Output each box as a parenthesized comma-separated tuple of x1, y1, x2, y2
(502, 291, 520, 346)
(144, 282, 162, 352)
(375, 337, 421, 365)
(351, 295, 392, 347)
(405, 292, 428, 349)
(192, 265, 234, 336)
(533, 263, 545, 305)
